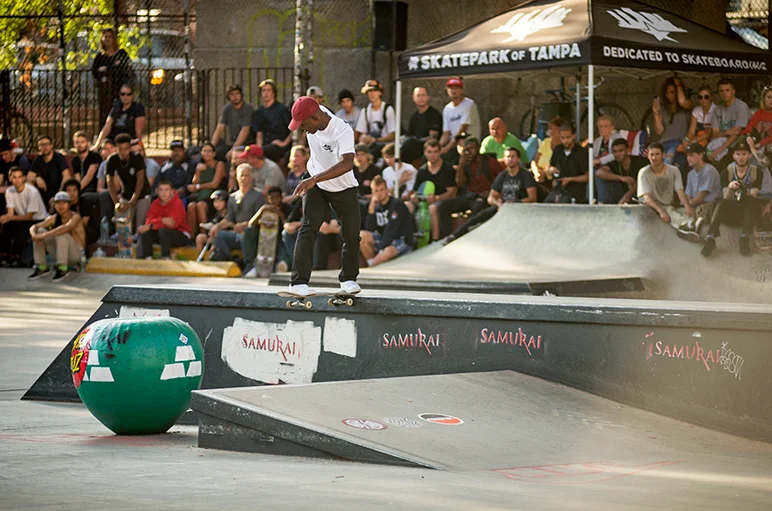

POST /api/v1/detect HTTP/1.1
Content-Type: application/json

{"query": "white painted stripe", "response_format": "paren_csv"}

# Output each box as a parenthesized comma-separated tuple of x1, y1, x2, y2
(186, 361, 202, 377)
(82, 371, 89, 382)
(87, 350, 100, 366)
(175, 345, 196, 362)
(160, 363, 186, 380)
(89, 367, 114, 382)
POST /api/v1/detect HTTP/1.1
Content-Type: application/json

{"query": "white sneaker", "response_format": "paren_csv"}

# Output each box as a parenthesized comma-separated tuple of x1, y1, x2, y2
(199, 222, 214, 231)
(340, 280, 361, 295)
(244, 267, 258, 278)
(289, 284, 316, 296)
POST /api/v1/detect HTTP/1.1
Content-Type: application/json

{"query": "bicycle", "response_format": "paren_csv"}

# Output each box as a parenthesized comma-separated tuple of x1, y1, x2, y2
(519, 78, 634, 140)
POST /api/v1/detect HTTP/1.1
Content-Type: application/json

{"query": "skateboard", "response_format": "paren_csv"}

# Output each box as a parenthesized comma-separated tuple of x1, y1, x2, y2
(323, 291, 357, 307)
(414, 180, 435, 249)
(255, 210, 279, 277)
(113, 204, 133, 258)
(754, 216, 772, 250)
(277, 291, 314, 309)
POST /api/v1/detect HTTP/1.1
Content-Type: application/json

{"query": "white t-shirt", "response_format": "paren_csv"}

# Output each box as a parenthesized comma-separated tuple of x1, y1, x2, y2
(692, 104, 716, 129)
(308, 106, 359, 193)
(354, 103, 395, 137)
(382, 162, 417, 193)
(5, 184, 48, 221)
(442, 97, 481, 139)
(336, 106, 361, 131)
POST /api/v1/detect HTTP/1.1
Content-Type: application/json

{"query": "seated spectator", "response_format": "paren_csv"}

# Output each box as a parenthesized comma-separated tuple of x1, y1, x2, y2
(440, 77, 481, 157)
(156, 140, 191, 197)
(680, 85, 715, 150)
(28, 191, 85, 281)
(105, 133, 151, 228)
(409, 139, 457, 242)
(381, 143, 417, 200)
(63, 178, 100, 250)
(677, 144, 722, 240)
(637, 142, 695, 234)
(1, 167, 48, 266)
(545, 124, 588, 203)
(443, 146, 536, 244)
(285, 145, 308, 202)
(530, 116, 562, 201)
(252, 79, 292, 163)
(707, 78, 751, 169)
(354, 144, 381, 197)
(355, 80, 395, 157)
(335, 89, 360, 130)
(196, 189, 228, 256)
(95, 139, 117, 235)
(407, 87, 442, 141)
(28, 135, 70, 205)
(480, 118, 526, 164)
(744, 85, 772, 159)
(595, 138, 648, 204)
(702, 141, 766, 257)
(70, 130, 102, 195)
(242, 186, 289, 277)
(236, 145, 285, 194)
(211, 84, 253, 163)
(0, 138, 31, 214)
(186, 141, 225, 234)
(134, 139, 160, 187)
(360, 176, 414, 267)
(306, 86, 325, 105)
(209, 164, 264, 272)
(92, 83, 146, 151)
(648, 77, 691, 170)
(135, 179, 191, 259)
(592, 115, 621, 168)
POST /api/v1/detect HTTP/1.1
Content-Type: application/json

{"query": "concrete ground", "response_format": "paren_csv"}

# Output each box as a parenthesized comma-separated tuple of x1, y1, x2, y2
(1, 269, 771, 510)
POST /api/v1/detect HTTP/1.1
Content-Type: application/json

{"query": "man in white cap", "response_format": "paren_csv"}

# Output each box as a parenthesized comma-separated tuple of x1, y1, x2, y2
(28, 191, 85, 282)
(440, 77, 480, 155)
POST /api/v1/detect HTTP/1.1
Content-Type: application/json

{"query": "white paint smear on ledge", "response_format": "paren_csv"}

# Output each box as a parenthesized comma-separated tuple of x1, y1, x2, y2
(118, 306, 170, 318)
(323, 317, 357, 358)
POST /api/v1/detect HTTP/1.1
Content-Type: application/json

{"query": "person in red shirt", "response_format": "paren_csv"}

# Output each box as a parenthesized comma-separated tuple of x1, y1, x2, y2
(135, 178, 191, 259)
(745, 86, 772, 159)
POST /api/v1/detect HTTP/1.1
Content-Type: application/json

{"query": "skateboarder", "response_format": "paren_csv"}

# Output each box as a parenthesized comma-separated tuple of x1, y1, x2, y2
(287, 96, 361, 297)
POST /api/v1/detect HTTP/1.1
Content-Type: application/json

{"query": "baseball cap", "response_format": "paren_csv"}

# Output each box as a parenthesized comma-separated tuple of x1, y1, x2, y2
(306, 85, 323, 97)
(360, 79, 382, 94)
(289, 96, 321, 130)
(238, 145, 264, 159)
(446, 77, 463, 87)
(0, 138, 11, 152)
(258, 78, 276, 91)
(210, 189, 229, 201)
(226, 83, 242, 94)
(54, 191, 71, 202)
(685, 143, 705, 154)
(732, 140, 751, 153)
(170, 140, 185, 150)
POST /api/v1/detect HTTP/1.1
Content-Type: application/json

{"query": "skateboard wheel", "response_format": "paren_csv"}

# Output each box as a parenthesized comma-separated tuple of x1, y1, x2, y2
(304, 301, 313, 309)
(328, 298, 334, 306)
(286, 300, 293, 308)
(346, 298, 353, 306)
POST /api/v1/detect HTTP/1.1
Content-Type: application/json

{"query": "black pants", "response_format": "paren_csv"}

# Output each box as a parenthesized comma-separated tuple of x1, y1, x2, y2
(136, 228, 190, 258)
(262, 142, 289, 163)
(437, 195, 487, 239)
(450, 205, 498, 240)
(707, 197, 765, 237)
(291, 185, 360, 285)
(0, 220, 34, 262)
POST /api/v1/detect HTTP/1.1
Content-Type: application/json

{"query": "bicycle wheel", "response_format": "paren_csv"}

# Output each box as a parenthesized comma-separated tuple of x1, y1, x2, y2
(596, 102, 635, 132)
(519, 107, 538, 139)
(9, 111, 34, 152)
(639, 106, 653, 133)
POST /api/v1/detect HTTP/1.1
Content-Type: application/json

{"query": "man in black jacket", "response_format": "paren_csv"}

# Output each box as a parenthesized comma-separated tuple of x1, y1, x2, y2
(360, 175, 414, 267)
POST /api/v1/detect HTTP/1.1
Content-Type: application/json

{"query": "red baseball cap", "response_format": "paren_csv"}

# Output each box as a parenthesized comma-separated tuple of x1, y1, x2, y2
(289, 96, 321, 130)
(446, 77, 463, 88)
(238, 145, 264, 159)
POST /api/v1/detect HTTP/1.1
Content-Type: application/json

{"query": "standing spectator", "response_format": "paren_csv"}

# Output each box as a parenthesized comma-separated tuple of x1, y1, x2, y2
(105, 134, 151, 228)
(381, 142, 417, 199)
(480, 117, 526, 163)
(71, 131, 102, 195)
(681, 144, 721, 239)
(0, 138, 31, 214)
(360, 176, 414, 267)
(1, 167, 48, 266)
(335, 89, 360, 130)
(439, 77, 481, 156)
(156, 140, 191, 197)
(649, 77, 691, 168)
(443, 147, 536, 244)
(355, 79, 396, 158)
(91, 28, 133, 125)
(28, 191, 85, 281)
(63, 178, 99, 251)
(546, 124, 589, 203)
(595, 138, 648, 204)
(211, 84, 254, 163)
(186, 142, 225, 235)
(409, 139, 457, 242)
(681, 85, 715, 149)
(637, 142, 695, 232)
(407, 87, 442, 140)
(209, 164, 264, 270)
(252, 79, 292, 163)
(744, 85, 772, 157)
(92, 83, 146, 151)
(285, 145, 308, 202)
(236, 145, 286, 193)
(28, 135, 70, 205)
(531, 116, 562, 184)
(136, 179, 191, 259)
(592, 115, 621, 168)
(708, 78, 751, 168)
(306, 86, 325, 105)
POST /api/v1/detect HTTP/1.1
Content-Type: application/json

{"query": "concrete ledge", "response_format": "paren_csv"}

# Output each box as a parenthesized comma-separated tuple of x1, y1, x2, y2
(86, 258, 242, 278)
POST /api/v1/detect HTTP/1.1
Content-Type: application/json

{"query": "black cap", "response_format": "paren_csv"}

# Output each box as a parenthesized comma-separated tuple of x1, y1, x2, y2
(170, 140, 185, 150)
(685, 143, 705, 154)
(0, 138, 11, 152)
(210, 189, 228, 201)
(338, 88, 354, 103)
(732, 140, 751, 153)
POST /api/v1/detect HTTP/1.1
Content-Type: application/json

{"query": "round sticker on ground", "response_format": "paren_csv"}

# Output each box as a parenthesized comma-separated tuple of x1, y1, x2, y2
(383, 417, 422, 428)
(418, 413, 464, 425)
(342, 419, 387, 430)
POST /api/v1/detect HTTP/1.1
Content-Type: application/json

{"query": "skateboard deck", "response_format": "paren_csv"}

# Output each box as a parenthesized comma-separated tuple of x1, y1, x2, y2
(113, 205, 133, 258)
(321, 291, 358, 307)
(415, 180, 435, 249)
(277, 291, 314, 309)
(255, 210, 279, 278)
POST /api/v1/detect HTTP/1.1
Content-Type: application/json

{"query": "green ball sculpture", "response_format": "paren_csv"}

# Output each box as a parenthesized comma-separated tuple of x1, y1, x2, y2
(70, 316, 204, 435)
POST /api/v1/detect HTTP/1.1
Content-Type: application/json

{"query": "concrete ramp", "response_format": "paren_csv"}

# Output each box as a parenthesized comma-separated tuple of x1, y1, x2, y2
(192, 371, 772, 472)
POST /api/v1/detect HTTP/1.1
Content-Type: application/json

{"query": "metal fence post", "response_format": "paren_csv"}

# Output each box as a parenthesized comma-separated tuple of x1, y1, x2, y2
(183, 0, 193, 146)
(58, 0, 70, 147)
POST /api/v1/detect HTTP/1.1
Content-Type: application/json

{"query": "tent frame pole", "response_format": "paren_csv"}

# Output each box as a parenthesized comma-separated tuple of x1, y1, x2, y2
(575, 74, 581, 140)
(588, 64, 595, 205)
(394, 80, 403, 198)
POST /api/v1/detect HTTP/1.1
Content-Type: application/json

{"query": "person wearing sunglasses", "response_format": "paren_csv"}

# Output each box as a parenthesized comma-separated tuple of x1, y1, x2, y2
(681, 85, 715, 151)
(743, 85, 772, 162)
(92, 84, 146, 152)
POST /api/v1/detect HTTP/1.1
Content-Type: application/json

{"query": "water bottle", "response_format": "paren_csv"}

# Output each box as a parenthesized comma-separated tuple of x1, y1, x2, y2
(100, 216, 109, 243)
(80, 250, 88, 272)
(93, 246, 106, 258)
(571, 198, 576, 204)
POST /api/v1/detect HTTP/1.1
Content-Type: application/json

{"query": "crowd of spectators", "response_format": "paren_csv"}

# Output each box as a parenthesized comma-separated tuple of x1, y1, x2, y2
(3, 71, 772, 281)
